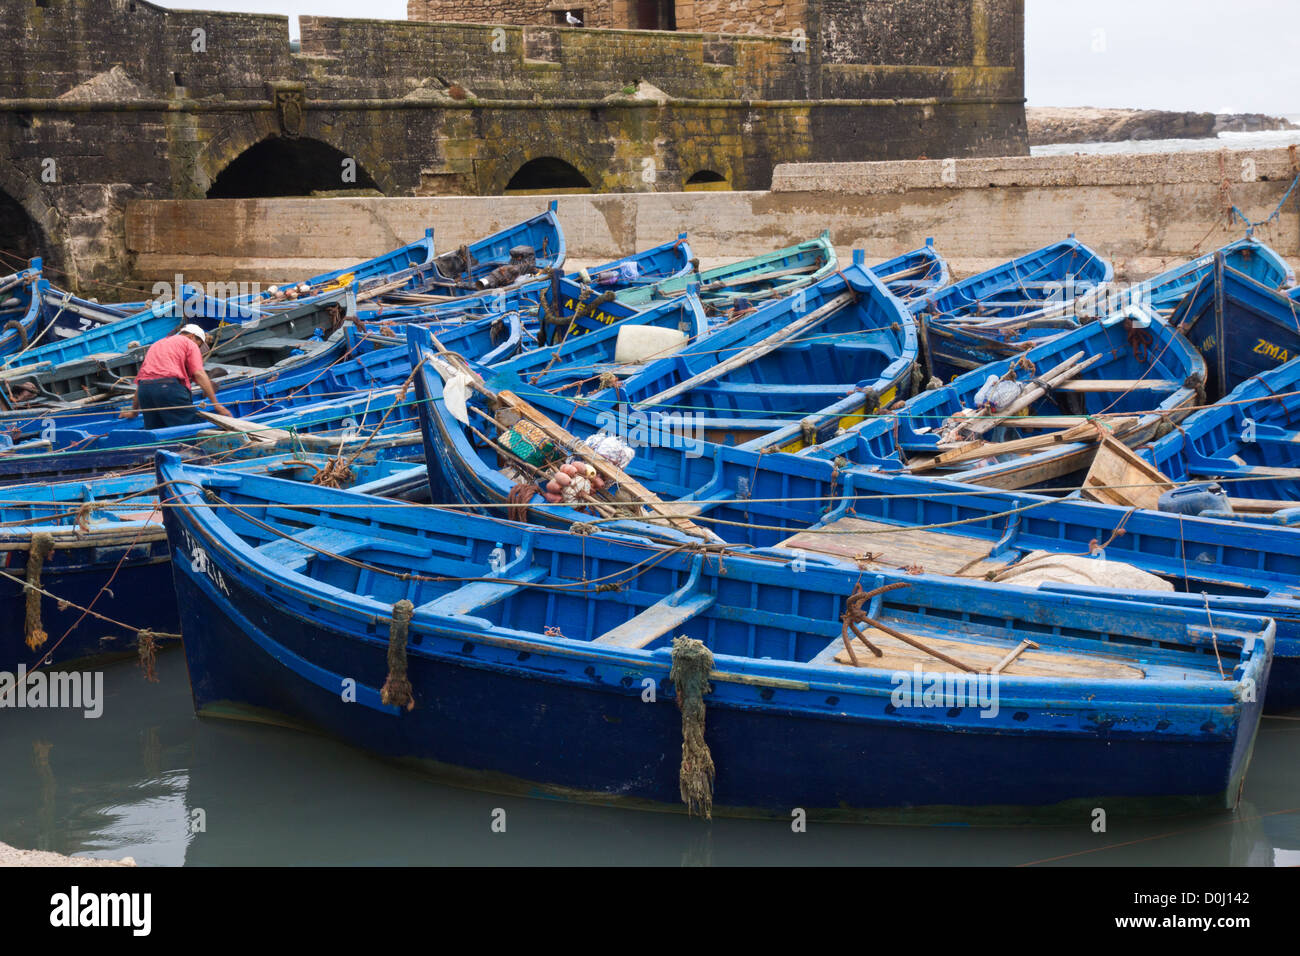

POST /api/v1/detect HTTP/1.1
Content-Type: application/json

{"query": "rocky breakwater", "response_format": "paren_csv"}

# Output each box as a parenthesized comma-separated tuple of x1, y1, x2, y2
(1029, 107, 1297, 145)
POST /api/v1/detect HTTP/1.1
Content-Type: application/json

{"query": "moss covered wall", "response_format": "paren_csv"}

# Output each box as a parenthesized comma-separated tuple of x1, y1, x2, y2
(0, 0, 1025, 291)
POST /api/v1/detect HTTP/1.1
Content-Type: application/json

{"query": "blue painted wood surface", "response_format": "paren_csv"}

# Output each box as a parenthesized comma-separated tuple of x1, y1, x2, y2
(156, 452, 1274, 821)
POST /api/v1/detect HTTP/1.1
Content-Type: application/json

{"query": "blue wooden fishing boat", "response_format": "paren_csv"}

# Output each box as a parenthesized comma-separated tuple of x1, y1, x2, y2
(100, 228, 439, 316)
(1141, 238, 1294, 315)
(917, 237, 1114, 380)
(406, 201, 564, 296)
(1168, 250, 1300, 401)
(364, 233, 695, 321)
(770, 304, 1205, 490)
(854, 241, 951, 305)
(0, 261, 43, 362)
(1, 447, 427, 673)
(615, 233, 838, 313)
(410, 349, 1300, 712)
(0, 367, 426, 487)
(294, 227, 437, 294)
(0, 307, 509, 449)
(479, 290, 708, 391)
(555, 262, 918, 446)
(1144, 355, 1300, 508)
(0, 288, 361, 438)
(3, 283, 270, 371)
(157, 452, 1273, 821)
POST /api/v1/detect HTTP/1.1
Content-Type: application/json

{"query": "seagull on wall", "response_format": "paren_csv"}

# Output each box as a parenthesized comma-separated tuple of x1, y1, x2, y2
(565, 11, 582, 26)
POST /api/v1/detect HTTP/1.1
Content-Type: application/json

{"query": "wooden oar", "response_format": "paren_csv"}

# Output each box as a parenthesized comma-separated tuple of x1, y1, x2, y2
(197, 411, 291, 444)
(909, 417, 1142, 473)
(699, 263, 817, 292)
(633, 291, 855, 410)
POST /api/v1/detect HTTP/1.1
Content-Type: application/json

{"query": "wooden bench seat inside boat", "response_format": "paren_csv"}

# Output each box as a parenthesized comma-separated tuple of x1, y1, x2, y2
(592, 555, 716, 649)
(416, 566, 547, 618)
(591, 592, 716, 649)
(255, 525, 431, 572)
(778, 517, 1013, 576)
(808, 626, 1146, 679)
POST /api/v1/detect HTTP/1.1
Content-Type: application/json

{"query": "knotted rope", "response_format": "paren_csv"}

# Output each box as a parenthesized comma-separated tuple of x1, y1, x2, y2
(310, 455, 355, 489)
(24, 532, 55, 650)
(380, 599, 416, 711)
(669, 635, 716, 820)
(74, 501, 102, 534)
(136, 629, 168, 682)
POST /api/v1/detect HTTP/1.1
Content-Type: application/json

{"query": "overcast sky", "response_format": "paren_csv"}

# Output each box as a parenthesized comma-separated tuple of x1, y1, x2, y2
(158, 0, 1300, 115)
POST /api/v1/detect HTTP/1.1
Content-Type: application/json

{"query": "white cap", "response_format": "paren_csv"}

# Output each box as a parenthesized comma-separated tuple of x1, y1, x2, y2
(180, 324, 207, 339)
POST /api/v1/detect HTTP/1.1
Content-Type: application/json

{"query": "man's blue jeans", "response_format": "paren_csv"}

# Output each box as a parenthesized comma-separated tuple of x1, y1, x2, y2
(137, 379, 198, 430)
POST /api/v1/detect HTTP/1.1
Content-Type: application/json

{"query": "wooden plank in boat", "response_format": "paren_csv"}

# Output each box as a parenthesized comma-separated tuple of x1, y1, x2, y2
(959, 445, 1096, 490)
(1054, 379, 1181, 393)
(1080, 434, 1175, 509)
(1229, 497, 1300, 513)
(777, 517, 1011, 576)
(593, 593, 716, 649)
(819, 628, 1146, 680)
(198, 412, 292, 443)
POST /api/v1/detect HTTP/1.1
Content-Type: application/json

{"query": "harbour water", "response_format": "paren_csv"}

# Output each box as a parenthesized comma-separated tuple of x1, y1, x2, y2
(1032, 125, 1300, 156)
(2, 650, 1297, 866)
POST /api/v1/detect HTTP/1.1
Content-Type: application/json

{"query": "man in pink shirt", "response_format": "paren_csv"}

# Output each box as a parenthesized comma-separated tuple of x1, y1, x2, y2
(123, 324, 232, 429)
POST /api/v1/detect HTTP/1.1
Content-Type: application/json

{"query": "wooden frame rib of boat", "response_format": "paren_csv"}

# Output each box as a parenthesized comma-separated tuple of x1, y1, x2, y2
(770, 306, 1207, 492)
(157, 452, 1273, 822)
(1168, 251, 1300, 402)
(411, 336, 1300, 712)
(561, 262, 918, 447)
(1, 446, 427, 672)
(615, 232, 839, 311)
(1144, 354, 1300, 508)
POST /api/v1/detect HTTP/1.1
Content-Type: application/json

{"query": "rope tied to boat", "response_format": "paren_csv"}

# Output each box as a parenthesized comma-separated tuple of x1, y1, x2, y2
(135, 629, 171, 683)
(669, 635, 716, 820)
(24, 532, 55, 650)
(507, 482, 537, 522)
(3, 319, 27, 348)
(310, 455, 355, 489)
(74, 501, 102, 534)
(380, 599, 416, 712)
(1125, 317, 1153, 363)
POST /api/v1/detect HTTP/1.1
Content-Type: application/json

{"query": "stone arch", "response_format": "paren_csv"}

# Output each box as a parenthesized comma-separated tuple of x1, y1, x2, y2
(504, 157, 593, 193)
(684, 169, 729, 191)
(205, 135, 383, 198)
(0, 163, 63, 279)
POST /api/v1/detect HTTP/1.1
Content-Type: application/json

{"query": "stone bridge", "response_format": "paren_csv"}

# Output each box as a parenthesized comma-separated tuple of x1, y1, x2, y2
(0, 0, 1026, 290)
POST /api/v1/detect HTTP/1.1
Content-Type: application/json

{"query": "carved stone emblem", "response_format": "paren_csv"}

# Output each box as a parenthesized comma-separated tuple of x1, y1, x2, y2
(267, 82, 306, 138)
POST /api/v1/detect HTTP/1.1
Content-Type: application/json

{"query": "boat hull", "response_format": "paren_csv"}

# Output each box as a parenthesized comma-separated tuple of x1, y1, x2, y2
(170, 559, 1262, 822)
(161, 457, 1270, 823)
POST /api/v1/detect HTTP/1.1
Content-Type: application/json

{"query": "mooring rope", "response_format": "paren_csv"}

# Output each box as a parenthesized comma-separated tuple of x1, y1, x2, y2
(669, 635, 716, 821)
(23, 531, 55, 650)
(380, 598, 416, 711)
